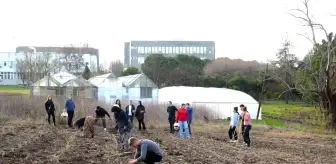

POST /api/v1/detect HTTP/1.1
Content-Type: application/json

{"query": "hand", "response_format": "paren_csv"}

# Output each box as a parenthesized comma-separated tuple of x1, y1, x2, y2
(109, 117, 112, 120)
(128, 159, 137, 164)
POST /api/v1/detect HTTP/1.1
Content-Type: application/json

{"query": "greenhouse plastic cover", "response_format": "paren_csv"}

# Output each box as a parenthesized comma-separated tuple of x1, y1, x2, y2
(158, 86, 261, 120)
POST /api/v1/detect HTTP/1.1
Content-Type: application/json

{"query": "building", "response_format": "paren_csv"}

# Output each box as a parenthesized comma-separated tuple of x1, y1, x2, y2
(0, 46, 100, 85)
(124, 41, 216, 69)
(158, 86, 261, 120)
(89, 73, 158, 104)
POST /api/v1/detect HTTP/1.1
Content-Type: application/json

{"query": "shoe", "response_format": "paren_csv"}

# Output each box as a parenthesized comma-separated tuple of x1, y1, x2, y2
(104, 128, 106, 131)
(229, 140, 234, 142)
(232, 140, 237, 143)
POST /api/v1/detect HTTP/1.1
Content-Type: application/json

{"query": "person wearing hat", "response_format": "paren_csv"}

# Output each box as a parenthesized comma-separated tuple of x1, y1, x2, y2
(73, 116, 96, 138)
(127, 137, 163, 164)
(111, 104, 132, 149)
(94, 106, 111, 131)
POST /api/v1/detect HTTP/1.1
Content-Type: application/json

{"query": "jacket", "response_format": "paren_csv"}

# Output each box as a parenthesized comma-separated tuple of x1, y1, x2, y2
(125, 104, 136, 116)
(112, 105, 131, 128)
(167, 105, 178, 120)
(74, 117, 86, 129)
(135, 102, 146, 120)
(95, 107, 111, 118)
(230, 112, 239, 127)
(187, 107, 193, 121)
(65, 99, 75, 112)
(176, 108, 188, 121)
(45, 100, 55, 112)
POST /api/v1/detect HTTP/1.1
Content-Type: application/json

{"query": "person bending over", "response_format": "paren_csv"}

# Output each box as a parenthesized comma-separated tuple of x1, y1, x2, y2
(95, 106, 111, 131)
(45, 95, 56, 126)
(73, 116, 95, 138)
(228, 107, 240, 142)
(128, 137, 163, 164)
(111, 104, 133, 149)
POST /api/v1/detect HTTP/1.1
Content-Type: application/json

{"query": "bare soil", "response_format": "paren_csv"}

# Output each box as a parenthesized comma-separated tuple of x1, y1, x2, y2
(1, 121, 336, 164)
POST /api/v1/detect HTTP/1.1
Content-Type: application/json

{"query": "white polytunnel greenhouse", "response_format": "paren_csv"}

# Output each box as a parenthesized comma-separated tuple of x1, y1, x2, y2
(158, 86, 261, 120)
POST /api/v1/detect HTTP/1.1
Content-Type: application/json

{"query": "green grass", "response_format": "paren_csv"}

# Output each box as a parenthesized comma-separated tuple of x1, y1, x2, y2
(0, 85, 30, 95)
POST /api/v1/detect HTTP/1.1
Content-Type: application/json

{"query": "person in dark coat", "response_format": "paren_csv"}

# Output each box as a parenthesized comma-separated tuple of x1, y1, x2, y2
(167, 101, 178, 133)
(135, 101, 146, 130)
(114, 99, 122, 129)
(125, 100, 136, 124)
(94, 106, 111, 131)
(111, 104, 132, 149)
(45, 95, 56, 126)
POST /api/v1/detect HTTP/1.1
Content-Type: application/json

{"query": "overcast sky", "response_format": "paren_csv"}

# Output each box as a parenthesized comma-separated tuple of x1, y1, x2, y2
(0, 0, 335, 67)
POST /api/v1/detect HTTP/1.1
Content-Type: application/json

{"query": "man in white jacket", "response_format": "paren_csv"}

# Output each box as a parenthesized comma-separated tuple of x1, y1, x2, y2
(228, 107, 240, 142)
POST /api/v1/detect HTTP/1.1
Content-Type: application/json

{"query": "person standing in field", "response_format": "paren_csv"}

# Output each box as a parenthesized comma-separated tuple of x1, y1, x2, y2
(239, 104, 245, 136)
(242, 107, 252, 147)
(94, 106, 111, 131)
(113, 99, 122, 130)
(135, 101, 146, 131)
(45, 95, 56, 126)
(125, 100, 136, 124)
(228, 107, 240, 142)
(186, 103, 193, 135)
(167, 101, 178, 133)
(127, 137, 163, 164)
(73, 116, 96, 138)
(112, 104, 133, 149)
(176, 104, 191, 138)
(64, 95, 76, 128)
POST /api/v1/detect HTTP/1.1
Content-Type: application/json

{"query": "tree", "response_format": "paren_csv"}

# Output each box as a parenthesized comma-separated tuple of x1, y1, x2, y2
(82, 64, 91, 80)
(289, 0, 336, 128)
(122, 67, 139, 76)
(109, 60, 123, 77)
(56, 44, 86, 75)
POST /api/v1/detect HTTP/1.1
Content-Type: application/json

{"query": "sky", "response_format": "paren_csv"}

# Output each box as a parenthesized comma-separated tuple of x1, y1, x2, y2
(0, 0, 335, 67)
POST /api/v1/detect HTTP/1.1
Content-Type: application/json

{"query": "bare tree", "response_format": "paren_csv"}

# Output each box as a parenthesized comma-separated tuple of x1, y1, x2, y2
(108, 60, 124, 77)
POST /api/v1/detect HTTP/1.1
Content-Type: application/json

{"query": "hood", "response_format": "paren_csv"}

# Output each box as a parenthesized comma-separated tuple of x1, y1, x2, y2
(111, 104, 122, 113)
(138, 101, 142, 106)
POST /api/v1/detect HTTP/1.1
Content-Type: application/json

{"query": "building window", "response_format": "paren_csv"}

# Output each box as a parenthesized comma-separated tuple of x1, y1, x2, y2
(140, 87, 152, 98)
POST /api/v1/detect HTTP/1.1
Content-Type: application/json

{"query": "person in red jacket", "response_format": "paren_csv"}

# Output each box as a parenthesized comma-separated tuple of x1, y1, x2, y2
(176, 104, 191, 138)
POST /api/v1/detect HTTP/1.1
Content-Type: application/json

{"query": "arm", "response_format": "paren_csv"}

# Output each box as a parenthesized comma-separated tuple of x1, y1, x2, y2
(176, 110, 180, 122)
(142, 106, 145, 113)
(64, 100, 68, 109)
(104, 109, 111, 118)
(51, 101, 55, 110)
(136, 143, 148, 162)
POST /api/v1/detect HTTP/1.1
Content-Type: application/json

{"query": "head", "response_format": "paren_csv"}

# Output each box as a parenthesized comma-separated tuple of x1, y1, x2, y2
(111, 104, 121, 113)
(181, 103, 186, 108)
(47, 95, 52, 100)
(239, 104, 245, 111)
(234, 107, 238, 113)
(168, 101, 172, 105)
(129, 100, 132, 104)
(242, 107, 248, 112)
(115, 99, 120, 104)
(138, 101, 142, 105)
(96, 106, 101, 110)
(128, 137, 141, 148)
(186, 103, 190, 107)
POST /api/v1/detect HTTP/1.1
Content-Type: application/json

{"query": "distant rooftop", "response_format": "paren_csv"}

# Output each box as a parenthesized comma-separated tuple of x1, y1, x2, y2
(16, 46, 99, 55)
(128, 40, 215, 47)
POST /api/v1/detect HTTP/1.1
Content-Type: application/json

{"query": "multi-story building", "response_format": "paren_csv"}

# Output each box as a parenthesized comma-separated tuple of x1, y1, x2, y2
(0, 46, 99, 85)
(124, 41, 215, 69)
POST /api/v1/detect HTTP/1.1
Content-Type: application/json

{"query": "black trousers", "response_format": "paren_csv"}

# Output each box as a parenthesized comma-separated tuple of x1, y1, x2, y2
(228, 126, 238, 140)
(187, 120, 192, 134)
(136, 151, 162, 164)
(47, 110, 56, 125)
(95, 116, 106, 128)
(168, 118, 175, 133)
(243, 125, 252, 146)
(137, 118, 146, 130)
(128, 115, 134, 124)
(67, 111, 74, 127)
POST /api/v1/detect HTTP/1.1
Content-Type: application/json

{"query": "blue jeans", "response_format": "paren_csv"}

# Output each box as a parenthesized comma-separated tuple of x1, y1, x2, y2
(178, 121, 191, 138)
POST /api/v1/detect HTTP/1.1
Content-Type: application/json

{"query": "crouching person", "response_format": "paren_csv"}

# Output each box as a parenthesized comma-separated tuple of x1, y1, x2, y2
(111, 104, 133, 149)
(128, 137, 163, 164)
(73, 116, 95, 138)
(95, 106, 111, 131)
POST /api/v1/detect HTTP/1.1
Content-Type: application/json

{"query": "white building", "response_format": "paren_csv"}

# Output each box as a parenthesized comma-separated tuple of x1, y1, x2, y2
(0, 52, 23, 85)
(89, 73, 158, 104)
(158, 86, 261, 120)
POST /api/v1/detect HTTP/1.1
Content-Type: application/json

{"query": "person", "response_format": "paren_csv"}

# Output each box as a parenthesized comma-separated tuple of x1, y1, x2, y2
(45, 95, 56, 126)
(111, 104, 133, 149)
(135, 101, 146, 130)
(186, 103, 193, 135)
(94, 106, 111, 131)
(125, 100, 136, 124)
(73, 116, 96, 138)
(176, 104, 191, 138)
(228, 107, 240, 142)
(242, 107, 252, 147)
(65, 95, 76, 128)
(127, 137, 163, 164)
(114, 99, 122, 130)
(167, 101, 178, 133)
(239, 104, 245, 136)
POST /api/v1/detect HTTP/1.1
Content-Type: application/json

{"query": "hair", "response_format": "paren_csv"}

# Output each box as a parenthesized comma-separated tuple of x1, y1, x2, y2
(186, 103, 190, 106)
(128, 137, 138, 146)
(240, 104, 245, 107)
(96, 106, 100, 109)
(46, 95, 52, 102)
(169, 101, 172, 104)
(233, 107, 238, 112)
(138, 101, 142, 105)
(181, 103, 185, 106)
(242, 107, 248, 111)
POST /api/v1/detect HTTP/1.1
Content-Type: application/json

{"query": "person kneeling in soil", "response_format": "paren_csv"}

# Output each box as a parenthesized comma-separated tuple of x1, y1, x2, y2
(128, 137, 163, 164)
(95, 106, 111, 131)
(73, 116, 96, 138)
(111, 104, 133, 149)
(228, 107, 239, 142)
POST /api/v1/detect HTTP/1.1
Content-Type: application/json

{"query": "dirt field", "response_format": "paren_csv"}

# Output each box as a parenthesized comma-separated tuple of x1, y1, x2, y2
(1, 121, 336, 164)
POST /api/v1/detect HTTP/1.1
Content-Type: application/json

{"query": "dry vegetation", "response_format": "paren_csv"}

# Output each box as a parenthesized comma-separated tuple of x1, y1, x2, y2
(1, 96, 336, 164)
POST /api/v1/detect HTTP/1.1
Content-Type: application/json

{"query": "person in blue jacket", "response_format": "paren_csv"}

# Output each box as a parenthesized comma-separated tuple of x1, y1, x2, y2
(228, 107, 240, 142)
(64, 94, 76, 128)
(186, 103, 193, 135)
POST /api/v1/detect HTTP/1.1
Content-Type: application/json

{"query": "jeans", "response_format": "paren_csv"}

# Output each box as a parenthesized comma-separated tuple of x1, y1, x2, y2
(187, 120, 192, 135)
(228, 126, 238, 140)
(243, 125, 252, 146)
(178, 121, 191, 138)
(67, 111, 74, 127)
